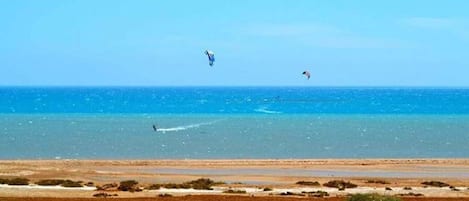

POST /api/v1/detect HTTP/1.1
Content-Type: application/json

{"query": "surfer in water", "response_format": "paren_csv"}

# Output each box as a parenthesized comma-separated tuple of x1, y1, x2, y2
(152, 124, 157, 132)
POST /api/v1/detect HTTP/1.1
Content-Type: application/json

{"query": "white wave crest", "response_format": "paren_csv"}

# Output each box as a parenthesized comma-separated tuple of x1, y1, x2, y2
(254, 107, 282, 114)
(156, 120, 221, 133)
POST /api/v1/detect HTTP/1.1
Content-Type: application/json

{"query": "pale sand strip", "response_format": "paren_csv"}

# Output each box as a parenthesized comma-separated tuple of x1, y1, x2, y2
(1, 185, 469, 198)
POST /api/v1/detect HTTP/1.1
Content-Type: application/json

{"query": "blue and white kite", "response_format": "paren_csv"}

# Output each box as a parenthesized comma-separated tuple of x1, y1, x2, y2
(204, 50, 215, 66)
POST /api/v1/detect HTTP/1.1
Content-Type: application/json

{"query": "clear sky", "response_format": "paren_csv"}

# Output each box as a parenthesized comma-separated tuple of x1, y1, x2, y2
(1, 0, 468, 86)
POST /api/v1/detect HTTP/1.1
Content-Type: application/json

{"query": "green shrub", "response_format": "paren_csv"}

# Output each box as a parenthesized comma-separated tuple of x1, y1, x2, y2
(36, 179, 65, 186)
(302, 190, 329, 198)
(93, 192, 118, 198)
(148, 178, 219, 190)
(118, 180, 139, 191)
(263, 187, 273, 191)
(347, 193, 401, 201)
(366, 179, 390, 184)
(0, 178, 10, 184)
(61, 180, 83, 187)
(147, 184, 161, 190)
(323, 180, 357, 189)
(421, 181, 450, 187)
(185, 178, 215, 190)
(6, 178, 30, 185)
(396, 192, 423, 197)
(93, 192, 109, 198)
(96, 183, 118, 190)
(36, 179, 82, 187)
(296, 181, 320, 186)
(85, 182, 94, 187)
(98, 183, 118, 190)
(223, 189, 247, 194)
(162, 183, 191, 189)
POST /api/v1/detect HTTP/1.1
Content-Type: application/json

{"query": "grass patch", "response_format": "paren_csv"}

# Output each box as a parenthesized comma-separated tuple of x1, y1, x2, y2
(223, 189, 247, 194)
(347, 193, 401, 201)
(147, 184, 161, 190)
(84, 182, 94, 187)
(323, 180, 357, 189)
(263, 187, 273, 191)
(157, 178, 217, 190)
(302, 190, 329, 197)
(396, 192, 424, 197)
(365, 179, 390, 184)
(186, 178, 215, 190)
(93, 192, 118, 198)
(36, 179, 65, 186)
(295, 181, 320, 186)
(0, 178, 10, 184)
(161, 183, 191, 189)
(118, 180, 139, 192)
(35, 179, 82, 187)
(61, 180, 83, 187)
(421, 181, 450, 187)
(0, 178, 30, 185)
(96, 183, 118, 191)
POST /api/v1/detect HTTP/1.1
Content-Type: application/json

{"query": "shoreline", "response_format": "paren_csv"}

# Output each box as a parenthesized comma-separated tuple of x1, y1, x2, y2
(3, 158, 469, 163)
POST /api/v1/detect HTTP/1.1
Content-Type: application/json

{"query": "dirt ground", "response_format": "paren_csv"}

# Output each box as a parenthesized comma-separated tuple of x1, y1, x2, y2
(1, 195, 469, 201)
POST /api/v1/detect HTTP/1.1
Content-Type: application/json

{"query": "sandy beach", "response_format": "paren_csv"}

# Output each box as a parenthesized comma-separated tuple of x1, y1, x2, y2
(1, 159, 469, 199)
(1, 196, 469, 201)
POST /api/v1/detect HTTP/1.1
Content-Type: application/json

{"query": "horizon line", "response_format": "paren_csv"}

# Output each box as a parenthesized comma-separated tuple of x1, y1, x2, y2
(1, 85, 469, 89)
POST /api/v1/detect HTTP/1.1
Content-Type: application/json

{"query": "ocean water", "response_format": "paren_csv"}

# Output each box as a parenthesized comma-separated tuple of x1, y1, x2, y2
(1, 87, 469, 159)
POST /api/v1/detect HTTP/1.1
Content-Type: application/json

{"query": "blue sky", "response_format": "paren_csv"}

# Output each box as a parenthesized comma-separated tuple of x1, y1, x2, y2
(1, 0, 468, 86)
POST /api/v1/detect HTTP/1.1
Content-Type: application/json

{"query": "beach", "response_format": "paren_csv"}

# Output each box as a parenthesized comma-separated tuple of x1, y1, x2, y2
(1, 159, 469, 199)
(1, 196, 469, 201)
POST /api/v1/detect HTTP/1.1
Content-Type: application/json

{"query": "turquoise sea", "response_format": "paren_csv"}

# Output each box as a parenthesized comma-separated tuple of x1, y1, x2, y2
(1, 87, 468, 159)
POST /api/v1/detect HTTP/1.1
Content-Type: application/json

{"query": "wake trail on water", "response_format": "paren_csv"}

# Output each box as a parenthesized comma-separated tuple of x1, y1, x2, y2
(156, 119, 223, 133)
(254, 106, 282, 114)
